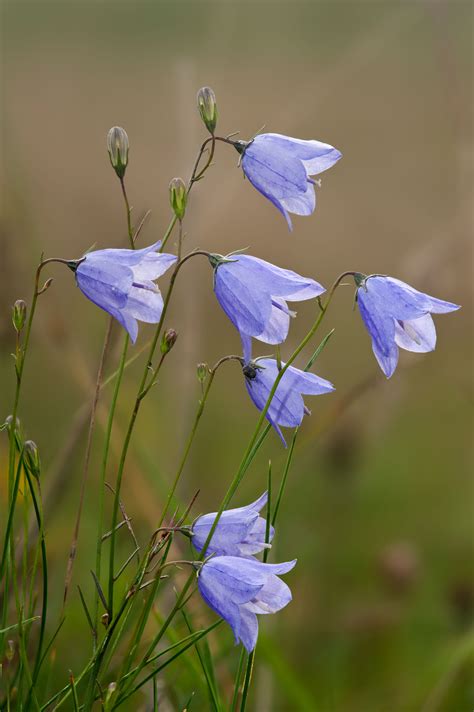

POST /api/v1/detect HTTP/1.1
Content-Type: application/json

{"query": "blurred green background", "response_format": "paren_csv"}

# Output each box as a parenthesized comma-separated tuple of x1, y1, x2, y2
(1, 1, 473, 710)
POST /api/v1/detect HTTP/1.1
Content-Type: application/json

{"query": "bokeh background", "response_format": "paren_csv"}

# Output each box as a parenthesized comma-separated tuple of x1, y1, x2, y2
(1, 1, 473, 710)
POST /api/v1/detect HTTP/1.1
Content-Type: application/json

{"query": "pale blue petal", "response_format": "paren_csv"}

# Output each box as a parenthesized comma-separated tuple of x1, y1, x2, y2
(238, 607, 259, 652)
(394, 313, 436, 353)
(83, 241, 162, 267)
(235, 255, 323, 301)
(215, 263, 271, 337)
(367, 278, 432, 320)
(358, 287, 398, 378)
(132, 252, 177, 281)
(257, 134, 342, 174)
(281, 184, 315, 216)
(244, 575, 292, 614)
(76, 259, 133, 311)
(124, 285, 163, 323)
(257, 298, 291, 344)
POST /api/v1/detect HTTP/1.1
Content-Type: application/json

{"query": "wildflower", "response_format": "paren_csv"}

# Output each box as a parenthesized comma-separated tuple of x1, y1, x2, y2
(211, 253, 324, 345)
(198, 556, 296, 652)
(355, 274, 460, 378)
(243, 356, 334, 445)
(74, 241, 176, 342)
(191, 492, 273, 557)
(237, 133, 341, 230)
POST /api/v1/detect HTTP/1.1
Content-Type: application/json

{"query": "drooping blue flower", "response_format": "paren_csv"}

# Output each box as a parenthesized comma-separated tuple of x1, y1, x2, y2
(242, 354, 335, 446)
(211, 253, 325, 346)
(237, 133, 342, 230)
(191, 492, 273, 558)
(355, 274, 460, 378)
(74, 241, 177, 342)
(198, 556, 296, 652)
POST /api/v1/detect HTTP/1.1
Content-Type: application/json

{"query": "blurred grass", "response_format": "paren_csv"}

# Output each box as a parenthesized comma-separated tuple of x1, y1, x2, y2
(1, 0, 473, 709)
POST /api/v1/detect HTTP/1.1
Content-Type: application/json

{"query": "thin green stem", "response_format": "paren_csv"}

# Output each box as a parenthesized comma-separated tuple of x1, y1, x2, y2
(239, 652, 255, 712)
(106, 250, 209, 620)
(231, 649, 246, 711)
(200, 270, 356, 557)
(62, 317, 114, 609)
(158, 355, 241, 528)
(120, 271, 353, 691)
(23, 466, 48, 694)
(119, 177, 134, 248)
(271, 428, 299, 529)
(160, 135, 216, 252)
(94, 334, 130, 634)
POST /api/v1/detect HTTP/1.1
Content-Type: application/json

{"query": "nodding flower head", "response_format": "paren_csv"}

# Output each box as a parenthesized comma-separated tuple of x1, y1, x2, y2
(211, 252, 325, 347)
(355, 274, 460, 378)
(242, 351, 335, 446)
(197, 556, 296, 652)
(74, 241, 176, 343)
(240, 132, 341, 230)
(191, 491, 273, 558)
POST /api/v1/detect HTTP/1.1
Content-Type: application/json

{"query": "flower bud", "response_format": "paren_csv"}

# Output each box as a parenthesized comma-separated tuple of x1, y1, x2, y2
(161, 328, 178, 355)
(105, 682, 117, 708)
(197, 362, 208, 383)
(6, 640, 15, 662)
(5, 415, 20, 432)
(169, 177, 187, 221)
(197, 87, 217, 135)
(107, 126, 129, 179)
(12, 300, 27, 333)
(24, 440, 41, 479)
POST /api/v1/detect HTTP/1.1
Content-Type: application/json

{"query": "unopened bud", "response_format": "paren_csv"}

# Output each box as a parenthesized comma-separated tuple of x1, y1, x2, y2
(5, 415, 20, 432)
(105, 682, 117, 704)
(161, 329, 178, 355)
(197, 87, 217, 135)
(6, 640, 15, 662)
(24, 440, 41, 479)
(169, 177, 187, 220)
(12, 300, 27, 333)
(101, 612, 109, 628)
(107, 126, 129, 179)
(197, 363, 208, 383)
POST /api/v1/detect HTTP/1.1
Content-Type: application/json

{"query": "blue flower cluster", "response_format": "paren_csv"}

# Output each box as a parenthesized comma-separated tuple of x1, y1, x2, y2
(191, 492, 295, 652)
(70, 122, 459, 652)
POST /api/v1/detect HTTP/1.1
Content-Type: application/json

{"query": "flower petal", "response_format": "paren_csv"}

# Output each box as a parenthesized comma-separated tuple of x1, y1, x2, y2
(237, 606, 259, 652)
(234, 255, 323, 302)
(123, 284, 164, 323)
(244, 574, 292, 614)
(131, 252, 177, 282)
(82, 241, 162, 267)
(257, 133, 342, 174)
(357, 287, 398, 378)
(257, 298, 291, 344)
(76, 259, 133, 311)
(394, 313, 437, 353)
(214, 262, 272, 337)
